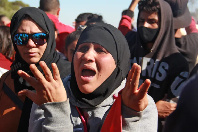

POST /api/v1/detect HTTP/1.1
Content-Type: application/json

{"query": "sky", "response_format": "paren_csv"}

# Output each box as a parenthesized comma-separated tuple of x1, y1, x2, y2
(8, 0, 139, 28)
(8, 0, 198, 28)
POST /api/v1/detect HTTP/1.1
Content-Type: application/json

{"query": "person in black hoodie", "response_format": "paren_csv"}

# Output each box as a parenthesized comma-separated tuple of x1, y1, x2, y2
(125, 0, 189, 131)
(0, 7, 71, 131)
(165, 0, 198, 75)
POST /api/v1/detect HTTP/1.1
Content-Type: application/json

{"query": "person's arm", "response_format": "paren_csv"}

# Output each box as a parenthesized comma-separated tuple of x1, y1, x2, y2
(17, 61, 73, 131)
(185, 17, 198, 34)
(122, 95, 158, 132)
(128, 0, 140, 11)
(118, 0, 140, 35)
(121, 63, 158, 131)
(29, 101, 73, 132)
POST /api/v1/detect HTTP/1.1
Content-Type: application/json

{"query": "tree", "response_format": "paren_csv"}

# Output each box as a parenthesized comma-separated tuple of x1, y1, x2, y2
(0, 0, 29, 19)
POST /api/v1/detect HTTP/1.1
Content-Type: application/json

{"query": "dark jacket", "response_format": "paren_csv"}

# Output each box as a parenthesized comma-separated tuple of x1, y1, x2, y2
(125, 0, 189, 102)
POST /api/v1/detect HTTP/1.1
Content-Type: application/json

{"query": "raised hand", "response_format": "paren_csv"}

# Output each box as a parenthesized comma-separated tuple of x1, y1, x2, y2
(122, 63, 151, 111)
(17, 61, 67, 106)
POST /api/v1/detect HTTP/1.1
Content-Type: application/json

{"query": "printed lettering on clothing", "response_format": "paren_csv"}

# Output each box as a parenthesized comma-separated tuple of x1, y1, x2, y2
(171, 71, 189, 96)
(132, 57, 168, 81)
(131, 57, 188, 96)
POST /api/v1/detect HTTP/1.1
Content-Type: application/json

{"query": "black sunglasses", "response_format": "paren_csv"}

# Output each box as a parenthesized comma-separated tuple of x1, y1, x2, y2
(13, 33, 49, 46)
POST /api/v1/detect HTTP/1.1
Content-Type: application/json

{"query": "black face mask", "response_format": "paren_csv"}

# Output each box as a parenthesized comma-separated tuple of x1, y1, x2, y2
(138, 26, 160, 44)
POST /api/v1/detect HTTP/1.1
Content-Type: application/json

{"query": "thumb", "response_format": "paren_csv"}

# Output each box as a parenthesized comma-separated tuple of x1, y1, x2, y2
(18, 89, 37, 102)
(171, 103, 177, 108)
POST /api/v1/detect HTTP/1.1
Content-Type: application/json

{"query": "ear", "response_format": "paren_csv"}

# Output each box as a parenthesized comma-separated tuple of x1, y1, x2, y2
(57, 8, 60, 16)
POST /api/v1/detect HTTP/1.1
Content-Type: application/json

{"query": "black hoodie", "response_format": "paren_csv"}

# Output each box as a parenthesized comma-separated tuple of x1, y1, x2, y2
(125, 0, 189, 103)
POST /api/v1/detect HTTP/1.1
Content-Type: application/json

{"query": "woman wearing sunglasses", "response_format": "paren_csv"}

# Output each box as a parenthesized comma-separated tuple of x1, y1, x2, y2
(0, 7, 71, 131)
(17, 23, 158, 131)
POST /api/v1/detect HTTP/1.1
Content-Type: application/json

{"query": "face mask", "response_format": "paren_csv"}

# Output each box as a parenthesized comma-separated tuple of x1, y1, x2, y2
(138, 26, 159, 44)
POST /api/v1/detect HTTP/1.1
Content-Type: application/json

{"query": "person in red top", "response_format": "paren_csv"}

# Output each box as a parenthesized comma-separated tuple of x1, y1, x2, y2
(0, 53, 12, 76)
(0, 26, 14, 77)
(118, 0, 139, 36)
(39, 0, 75, 54)
(0, 15, 11, 27)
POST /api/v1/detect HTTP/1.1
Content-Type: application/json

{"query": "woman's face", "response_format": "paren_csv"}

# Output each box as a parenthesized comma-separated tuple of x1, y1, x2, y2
(73, 43, 116, 94)
(16, 18, 47, 64)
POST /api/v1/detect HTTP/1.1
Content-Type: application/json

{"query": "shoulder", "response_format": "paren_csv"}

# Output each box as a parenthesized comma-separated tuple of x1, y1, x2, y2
(46, 13, 75, 33)
(164, 53, 189, 70)
(125, 30, 137, 39)
(56, 22, 75, 33)
(125, 31, 137, 46)
(0, 53, 12, 70)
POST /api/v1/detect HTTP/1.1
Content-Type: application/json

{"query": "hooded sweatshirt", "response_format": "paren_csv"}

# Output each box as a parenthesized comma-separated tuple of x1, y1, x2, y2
(125, 0, 189, 103)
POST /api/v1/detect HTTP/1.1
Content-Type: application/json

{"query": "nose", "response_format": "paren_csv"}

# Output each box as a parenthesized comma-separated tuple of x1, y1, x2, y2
(82, 48, 95, 62)
(26, 38, 36, 47)
(143, 21, 150, 28)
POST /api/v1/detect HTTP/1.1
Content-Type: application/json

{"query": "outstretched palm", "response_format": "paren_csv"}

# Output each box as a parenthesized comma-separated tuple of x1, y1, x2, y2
(17, 61, 67, 106)
(122, 63, 151, 111)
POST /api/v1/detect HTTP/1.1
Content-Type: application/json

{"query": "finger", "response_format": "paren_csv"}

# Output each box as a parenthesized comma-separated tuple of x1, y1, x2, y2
(124, 63, 136, 91)
(51, 63, 61, 81)
(39, 61, 53, 82)
(138, 79, 151, 98)
(125, 69, 132, 89)
(171, 103, 177, 108)
(18, 89, 37, 103)
(17, 70, 39, 90)
(29, 64, 47, 85)
(131, 63, 141, 93)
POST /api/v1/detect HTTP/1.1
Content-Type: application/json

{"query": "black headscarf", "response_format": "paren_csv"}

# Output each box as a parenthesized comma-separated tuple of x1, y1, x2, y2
(70, 23, 130, 106)
(9, 7, 71, 131)
(10, 7, 71, 92)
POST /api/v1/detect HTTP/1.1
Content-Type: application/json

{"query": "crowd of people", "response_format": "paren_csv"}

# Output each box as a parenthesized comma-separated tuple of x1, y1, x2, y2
(0, 0, 198, 132)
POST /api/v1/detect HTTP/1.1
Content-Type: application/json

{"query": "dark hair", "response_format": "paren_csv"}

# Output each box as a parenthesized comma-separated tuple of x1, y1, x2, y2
(138, 0, 160, 13)
(65, 30, 82, 51)
(85, 14, 104, 26)
(0, 26, 15, 59)
(0, 15, 6, 20)
(75, 13, 93, 23)
(39, 0, 60, 12)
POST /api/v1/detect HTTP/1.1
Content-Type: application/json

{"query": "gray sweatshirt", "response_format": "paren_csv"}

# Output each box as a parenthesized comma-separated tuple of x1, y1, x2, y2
(29, 77, 158, 132)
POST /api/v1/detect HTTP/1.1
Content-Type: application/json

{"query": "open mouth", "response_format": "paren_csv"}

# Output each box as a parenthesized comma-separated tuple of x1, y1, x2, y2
(81, 69, 96, 77)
